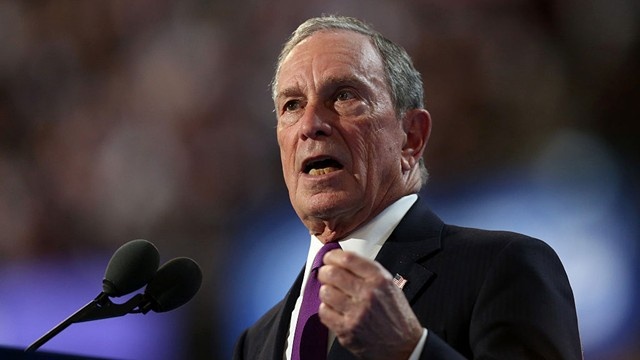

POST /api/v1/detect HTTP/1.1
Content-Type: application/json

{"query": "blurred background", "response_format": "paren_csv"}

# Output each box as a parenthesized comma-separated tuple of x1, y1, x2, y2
(0, 0, 638, 359)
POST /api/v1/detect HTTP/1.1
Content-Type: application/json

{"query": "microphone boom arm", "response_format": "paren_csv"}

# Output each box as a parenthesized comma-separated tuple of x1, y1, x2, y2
(25, 292, 146, 352)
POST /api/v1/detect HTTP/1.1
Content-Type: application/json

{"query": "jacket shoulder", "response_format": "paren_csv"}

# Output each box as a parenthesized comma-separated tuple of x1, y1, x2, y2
(441, 224, 559, 259)
(233, 300, 285, 360)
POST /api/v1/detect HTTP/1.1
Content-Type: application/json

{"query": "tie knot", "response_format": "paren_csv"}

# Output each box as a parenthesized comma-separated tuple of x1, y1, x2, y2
(312, 242, 341, 271)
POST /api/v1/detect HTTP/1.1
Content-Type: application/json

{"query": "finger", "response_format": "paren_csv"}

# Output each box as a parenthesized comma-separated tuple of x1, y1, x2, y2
(323, 250, 391, 280)
(318, 302, 338, 328)
(318, 302, 347, 336)
(317, 264, 363, 296)
(319, 284, 352, 314)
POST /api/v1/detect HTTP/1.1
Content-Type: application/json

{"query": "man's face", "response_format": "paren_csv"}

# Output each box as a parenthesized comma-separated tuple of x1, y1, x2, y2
(275, 30, 409, 237)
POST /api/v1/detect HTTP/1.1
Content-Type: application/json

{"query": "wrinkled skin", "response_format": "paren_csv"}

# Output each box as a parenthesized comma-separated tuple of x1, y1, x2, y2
(275, 30, 430, 243)
(275, 30, 431, 359)
(319, 249, 424, 359)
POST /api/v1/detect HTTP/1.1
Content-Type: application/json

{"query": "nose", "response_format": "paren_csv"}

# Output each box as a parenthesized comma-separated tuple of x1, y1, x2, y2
(299, 105, 332, 140)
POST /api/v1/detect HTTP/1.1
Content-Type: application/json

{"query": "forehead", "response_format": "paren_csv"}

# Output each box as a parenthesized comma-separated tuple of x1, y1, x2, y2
(276, 30, 386, 94)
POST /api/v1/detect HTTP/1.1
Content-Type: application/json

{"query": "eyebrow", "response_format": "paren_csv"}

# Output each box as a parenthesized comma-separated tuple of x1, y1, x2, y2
(276, 74, 369, 101)
(276, 87, 302, 102)
(322, 74, 368, 90)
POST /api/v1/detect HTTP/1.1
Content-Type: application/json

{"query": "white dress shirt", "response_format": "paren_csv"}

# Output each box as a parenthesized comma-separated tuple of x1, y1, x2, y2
(284, 194, 428, 359)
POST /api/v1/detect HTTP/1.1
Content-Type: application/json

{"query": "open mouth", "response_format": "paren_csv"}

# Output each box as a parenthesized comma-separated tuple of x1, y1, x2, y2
(303, 157, 344, 176)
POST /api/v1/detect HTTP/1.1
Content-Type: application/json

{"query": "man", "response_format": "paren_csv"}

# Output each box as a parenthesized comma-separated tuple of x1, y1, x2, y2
(234, 15, 582, 359)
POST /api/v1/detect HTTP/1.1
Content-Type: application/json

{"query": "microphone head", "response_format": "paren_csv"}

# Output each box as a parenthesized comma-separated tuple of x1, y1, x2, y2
(103, 239, 160, 297)
(144, 257, 202, 313)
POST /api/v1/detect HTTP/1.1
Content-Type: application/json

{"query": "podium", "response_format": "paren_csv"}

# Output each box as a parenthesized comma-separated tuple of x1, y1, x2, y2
(0, 347, 112, 360)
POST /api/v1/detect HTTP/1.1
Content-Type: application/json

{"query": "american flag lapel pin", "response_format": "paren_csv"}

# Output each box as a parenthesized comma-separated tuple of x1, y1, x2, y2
(392, 273, 408, 289)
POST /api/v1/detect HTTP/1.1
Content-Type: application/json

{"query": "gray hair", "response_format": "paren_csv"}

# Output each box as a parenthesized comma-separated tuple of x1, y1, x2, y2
(272, 15, 424, 117)
(272, 15, 429, 184)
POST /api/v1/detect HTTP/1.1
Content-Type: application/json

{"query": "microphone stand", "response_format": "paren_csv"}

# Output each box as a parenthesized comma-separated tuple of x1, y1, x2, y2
(25, 292, 145, 352)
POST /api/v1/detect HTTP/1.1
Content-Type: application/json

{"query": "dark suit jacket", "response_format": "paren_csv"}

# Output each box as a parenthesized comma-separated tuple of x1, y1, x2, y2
(234, 197, 582, 359)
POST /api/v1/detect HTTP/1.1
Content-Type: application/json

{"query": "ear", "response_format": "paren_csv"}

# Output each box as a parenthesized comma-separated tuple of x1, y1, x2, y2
(400, 109, 432, 172)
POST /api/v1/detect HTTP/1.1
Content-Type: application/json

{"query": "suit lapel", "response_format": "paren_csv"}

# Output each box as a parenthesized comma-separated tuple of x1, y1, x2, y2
(327, 197, 444, 359)
(374, 196, 444, 303)
(268, 268, 304, 360)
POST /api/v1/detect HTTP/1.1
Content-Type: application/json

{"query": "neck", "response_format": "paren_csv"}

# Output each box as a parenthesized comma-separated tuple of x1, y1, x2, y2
(305, 194, 415, 244)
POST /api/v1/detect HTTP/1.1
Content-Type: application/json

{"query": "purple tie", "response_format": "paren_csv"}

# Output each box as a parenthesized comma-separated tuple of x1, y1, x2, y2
(292, 242, 341, 360)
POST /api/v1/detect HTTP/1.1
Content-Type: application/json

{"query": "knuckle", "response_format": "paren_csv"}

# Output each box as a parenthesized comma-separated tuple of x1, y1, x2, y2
(319, 285, 329, 300)
(370, 274, 387, 287)
(319, 265, 336, 282)
(318, 302, 329, 317)
(359, 287, 375, 303)
(325, 265, 338, 279)
(340, 251, 357, 264)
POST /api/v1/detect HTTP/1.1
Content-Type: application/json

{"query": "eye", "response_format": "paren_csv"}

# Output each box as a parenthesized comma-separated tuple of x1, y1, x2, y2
(335, 89, 356, 102)
(283, 99, 302, 113)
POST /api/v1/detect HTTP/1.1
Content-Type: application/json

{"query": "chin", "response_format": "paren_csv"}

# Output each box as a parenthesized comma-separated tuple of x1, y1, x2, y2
(299, 193, 360, 220)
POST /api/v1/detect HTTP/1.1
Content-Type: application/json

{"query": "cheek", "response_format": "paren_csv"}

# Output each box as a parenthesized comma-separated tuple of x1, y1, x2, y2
(345, 126, 377, 178)
(357, 127, 403, 176)
(277, 132, 297, 173)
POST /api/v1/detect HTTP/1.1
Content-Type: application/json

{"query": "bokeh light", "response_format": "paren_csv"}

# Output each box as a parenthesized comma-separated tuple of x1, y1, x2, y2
(1, 1, 638, 359)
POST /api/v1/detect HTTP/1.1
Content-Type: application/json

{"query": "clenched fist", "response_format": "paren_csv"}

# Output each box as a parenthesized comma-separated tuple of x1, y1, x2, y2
(317, 249, 423, 360)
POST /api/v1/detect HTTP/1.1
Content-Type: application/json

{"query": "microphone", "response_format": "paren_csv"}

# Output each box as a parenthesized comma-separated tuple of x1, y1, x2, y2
(25, 240, 202, 353)
(138, 257, 202, 313)
(102, 239, 160, 297)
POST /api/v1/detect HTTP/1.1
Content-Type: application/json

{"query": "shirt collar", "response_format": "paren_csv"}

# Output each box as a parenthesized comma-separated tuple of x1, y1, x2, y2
(305, 194, 418, 274)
